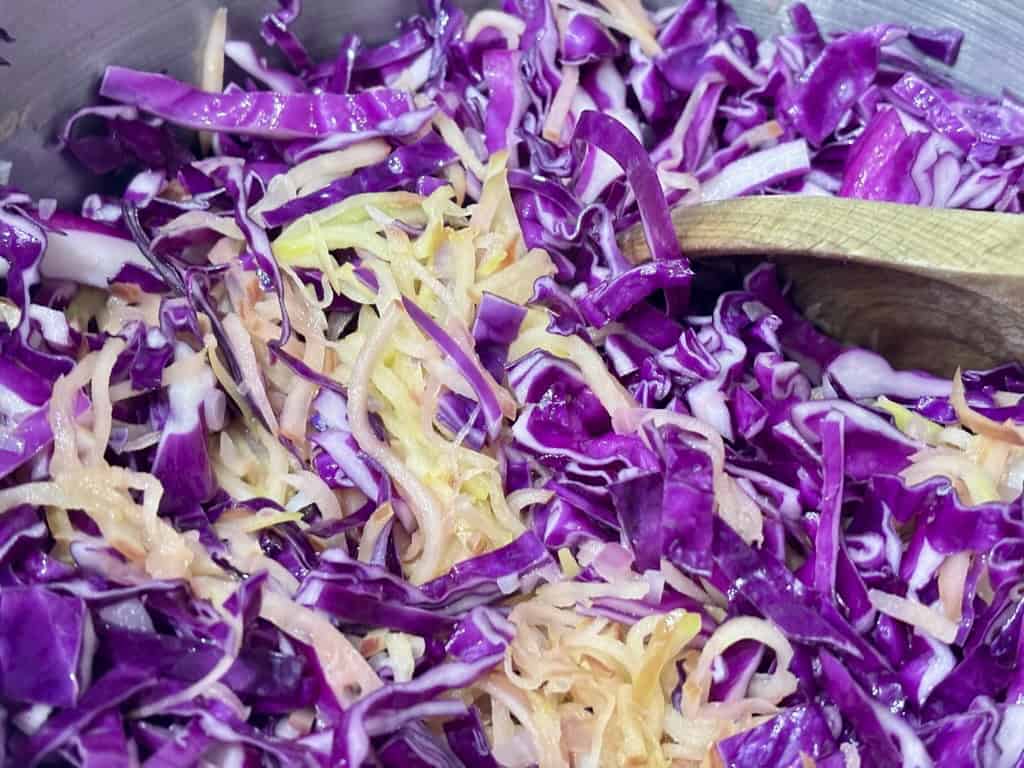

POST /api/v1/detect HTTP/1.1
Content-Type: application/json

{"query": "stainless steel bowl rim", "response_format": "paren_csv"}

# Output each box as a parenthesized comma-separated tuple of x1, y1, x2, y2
(2, 0, 1022, 203)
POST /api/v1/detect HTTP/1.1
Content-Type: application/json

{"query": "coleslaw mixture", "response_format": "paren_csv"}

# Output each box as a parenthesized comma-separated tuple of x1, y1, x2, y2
(1, 1, 1024, 766)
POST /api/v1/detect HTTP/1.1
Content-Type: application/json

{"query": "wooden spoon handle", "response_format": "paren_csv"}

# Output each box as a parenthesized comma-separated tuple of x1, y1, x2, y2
(620, 196, 1024, 278)
(618, 196, 1024, 372)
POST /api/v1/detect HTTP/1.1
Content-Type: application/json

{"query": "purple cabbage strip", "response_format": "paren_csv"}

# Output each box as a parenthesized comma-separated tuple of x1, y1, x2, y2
(402, 296, 505, 441)
(99, 67, 421, 141)
(572, 111, 683, 266)
(262, 135, 457, 228)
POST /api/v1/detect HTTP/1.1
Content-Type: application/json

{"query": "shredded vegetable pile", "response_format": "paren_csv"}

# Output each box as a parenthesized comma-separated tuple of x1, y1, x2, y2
(2, 1, 1024, 766)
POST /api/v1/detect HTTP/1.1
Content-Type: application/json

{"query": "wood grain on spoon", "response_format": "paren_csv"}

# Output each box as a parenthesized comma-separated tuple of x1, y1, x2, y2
(619, 197, 1024, 375)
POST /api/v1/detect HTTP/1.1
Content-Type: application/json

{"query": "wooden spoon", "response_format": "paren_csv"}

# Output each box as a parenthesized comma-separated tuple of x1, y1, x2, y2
(618, 196, 1024, 375)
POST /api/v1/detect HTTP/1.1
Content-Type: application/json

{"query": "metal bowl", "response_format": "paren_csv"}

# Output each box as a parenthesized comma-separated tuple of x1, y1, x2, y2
(2, 0, 1022, 205)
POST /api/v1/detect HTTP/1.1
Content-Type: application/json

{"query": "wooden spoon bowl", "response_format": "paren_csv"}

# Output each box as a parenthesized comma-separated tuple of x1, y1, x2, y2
(619, 197, 1024, 376)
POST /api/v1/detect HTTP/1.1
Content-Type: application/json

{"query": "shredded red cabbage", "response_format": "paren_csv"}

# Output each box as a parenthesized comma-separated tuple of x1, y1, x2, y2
(1, 1, 1024, 766)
